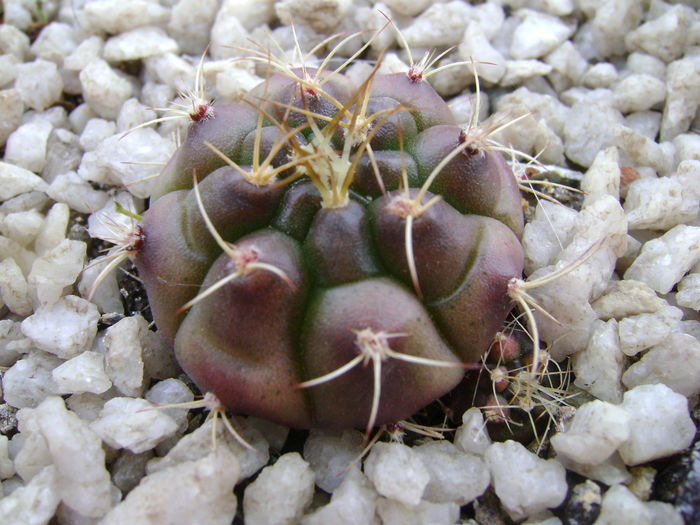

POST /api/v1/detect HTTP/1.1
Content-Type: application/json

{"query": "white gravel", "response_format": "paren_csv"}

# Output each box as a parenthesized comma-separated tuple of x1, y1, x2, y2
(0, 1, 698, 523)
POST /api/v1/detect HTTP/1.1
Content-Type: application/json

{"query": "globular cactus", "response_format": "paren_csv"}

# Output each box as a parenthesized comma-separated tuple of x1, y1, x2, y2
(127, 58, 525, 433)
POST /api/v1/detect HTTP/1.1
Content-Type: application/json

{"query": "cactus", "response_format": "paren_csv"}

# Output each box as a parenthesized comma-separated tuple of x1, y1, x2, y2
(113, 50, 525, 434)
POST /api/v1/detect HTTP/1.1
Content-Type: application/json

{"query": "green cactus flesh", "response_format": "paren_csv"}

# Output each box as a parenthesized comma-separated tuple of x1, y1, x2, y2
(134, 67, 525, 430)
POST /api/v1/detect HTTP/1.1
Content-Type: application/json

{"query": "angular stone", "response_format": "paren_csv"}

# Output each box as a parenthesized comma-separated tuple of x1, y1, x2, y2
(51, 351, 112, 395)
(90, 397, 179, 454)
(103, 316, 147, 398)
(592, 280, 665, 320)
(243, 452, 315, 525)
(101, 449, 238, 525)
(413, 440, 489, 505)
(34, 396, 112, 517)
(618, 306, 683, 356)
(303, 429, 364, 493)
(573, 319, 625, 404)
(622, 332, 700, 398)
(624, 225, 700, 294)
(27, 240, 87, 307)
(486, 440, 567, 521)
(551, 400, 630, 465)
(147, 417, 269, 481)
(0, 466, 60, 525)
(301, 467, 377, 525)
(364, 442, 430, 507)
(21, 295, 99, 359)
(618, 384, 695, 466)
(454, 407, 492, 456)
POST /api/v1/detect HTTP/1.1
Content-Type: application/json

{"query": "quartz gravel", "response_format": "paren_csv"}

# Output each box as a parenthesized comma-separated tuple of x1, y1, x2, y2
(0, 1, 699, 523)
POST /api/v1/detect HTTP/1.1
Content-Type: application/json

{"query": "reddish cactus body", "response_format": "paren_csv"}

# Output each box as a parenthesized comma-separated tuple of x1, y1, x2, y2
(133, 66, 525, 430)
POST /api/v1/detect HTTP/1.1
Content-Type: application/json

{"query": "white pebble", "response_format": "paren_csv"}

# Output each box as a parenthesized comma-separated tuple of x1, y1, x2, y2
(302, 467, 377, 525)
(90, 397, 179, 454)
(103, 27, 179, 62)
(79, 118, 117, 152)
(573, 319, 625, 403)
(14, 59, 63, 112)
(381, 0, 432, 17)
(677, 273, 700, 310)
(34, 396, 112, 517)
(582, 62, 618, 88)
(47, 171, 110, 214)
(613, 74, 666, 114)
(564, 102, 624, 168)
(661, 58, 700, 142)
(29, 22, 77, 65)
(501, 60, 553, 87)
(458, 22, 506, 84)
(3, 119, 53, 173)
(66, 393, 107, 423)
(551, 400, 630, 465)
(581, 146, 620, 204)
(545, 41, 588, 86)
(275, 0, 351, 33)
(402, 1, 472, 48)
(33, 202, 68, 256)
(364, 442, 430, 507)
(101, 449, 238, 525)
(376, 498, 459, 525)
(83, 0, 169, 34)
(103, 316, 147, 397)
(615, 126, 675, 175)
(303, 429, 363, 493)
(21, 295, 99, 359)
(1, 209, 43, 246)
(618, 306, 683, 356)
(625, 5, 689, 63)
(592, 280, 665, 320)
(51, 351, 112, 395)
(618, 384, 695, 466)
(624, 111, 662, 141)
(0, 258, 32, 316)
(622, 332, 700, 398)
(0, 319, 26, 367)
(42, 128, 82, 183)
(148, 417, 268, 480)
(27, 238, 85, 306)
(454, 407, 492, 456)
(244, 452, 315, 525)
(645, 501, 684, 525)
(63, 36, 103, 74)
(626, 52, 666, 80)
(2, 350, 62, 409)
(485, 440, 567, 521)
(168, 0, 220, 54)
(78, 128, 173, 198)
(510, 10, 575, 60)
(595, 484, 651, 525)
(79, 59, 133, 120)
(0, 89, 24, 148)
(144, 378, 193, 428)
(0, 435, 14, 480)
(521, 201, 578, 274)
(624, 225, 700, 294)
(0, 466, 60, 525)
(413, 440, 490, 505)
(590, 0, 644, 58)
(0, 23, 30, 60)
(210, 2, 250, 60)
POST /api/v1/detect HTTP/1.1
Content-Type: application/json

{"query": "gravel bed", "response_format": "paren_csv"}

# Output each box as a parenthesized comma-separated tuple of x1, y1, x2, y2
(0, 0, 699, 524)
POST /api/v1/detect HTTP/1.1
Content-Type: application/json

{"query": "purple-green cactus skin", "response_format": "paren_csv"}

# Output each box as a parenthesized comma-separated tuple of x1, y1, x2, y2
(133, 66, 525, 430)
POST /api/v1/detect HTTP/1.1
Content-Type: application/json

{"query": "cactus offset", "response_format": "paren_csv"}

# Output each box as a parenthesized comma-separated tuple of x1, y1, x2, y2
(117, 46, 526, 432)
